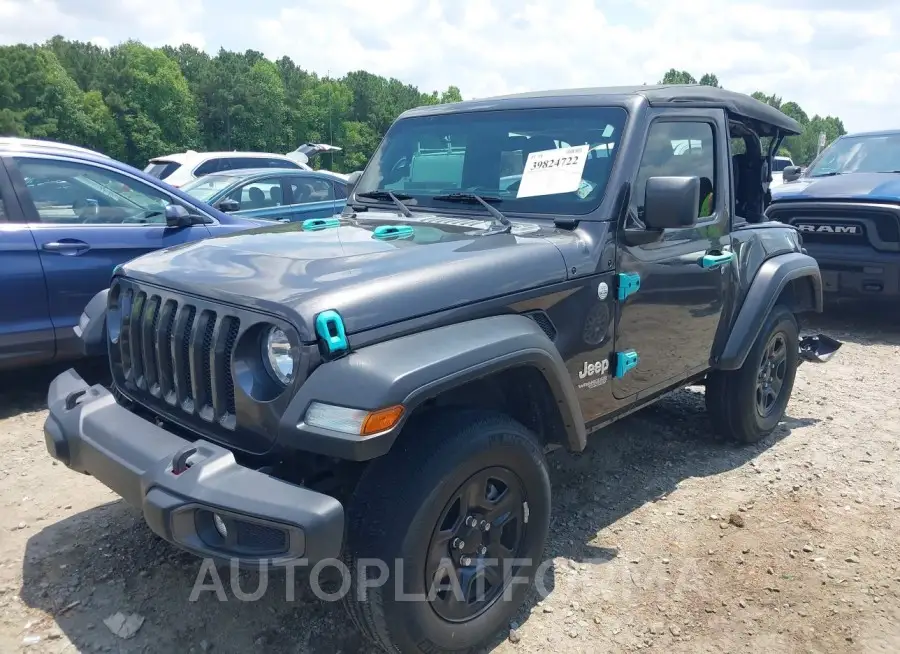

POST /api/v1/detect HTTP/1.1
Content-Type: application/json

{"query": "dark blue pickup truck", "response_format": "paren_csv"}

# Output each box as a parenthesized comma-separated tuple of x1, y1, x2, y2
(767, 129, 900, 301)
(0, 138, 270, 371)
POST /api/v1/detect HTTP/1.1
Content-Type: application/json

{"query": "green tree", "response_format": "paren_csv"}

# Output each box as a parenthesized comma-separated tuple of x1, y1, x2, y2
(0, 44, 93, 145)
(660, 69, 697, 84)
(440, 85, 463, 103)
(103, 41, 200, 164)
(698, 73, 720, 87)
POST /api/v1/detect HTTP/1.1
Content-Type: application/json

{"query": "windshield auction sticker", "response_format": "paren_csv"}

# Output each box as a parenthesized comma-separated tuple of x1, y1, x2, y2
(516, 145, 590, 198)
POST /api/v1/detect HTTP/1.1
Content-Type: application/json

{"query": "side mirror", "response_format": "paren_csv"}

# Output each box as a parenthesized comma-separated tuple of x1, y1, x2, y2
(216, 198, 240, 213)
(165, 204, 191, 228)
(643, 176, 700, 230)
(782, 165, 802, 183)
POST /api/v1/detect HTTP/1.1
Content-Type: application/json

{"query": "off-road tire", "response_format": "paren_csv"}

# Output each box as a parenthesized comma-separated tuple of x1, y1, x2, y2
(706, 304, 800, 444)
(342, 409, 551, 653)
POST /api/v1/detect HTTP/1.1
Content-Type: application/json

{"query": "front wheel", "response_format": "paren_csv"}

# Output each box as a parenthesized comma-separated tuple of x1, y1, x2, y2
(706, 304, 800, 443)
(343, 409, 551, 653)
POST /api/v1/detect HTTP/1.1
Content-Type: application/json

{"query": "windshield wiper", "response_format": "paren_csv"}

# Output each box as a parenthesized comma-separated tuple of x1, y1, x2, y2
(810, 171, 842, 177)
(432, 193, 512, 233)
(355, 190, 413, 217)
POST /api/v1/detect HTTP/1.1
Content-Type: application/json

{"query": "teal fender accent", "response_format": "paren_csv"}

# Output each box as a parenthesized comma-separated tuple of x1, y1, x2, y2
(315, 310, 349, 355)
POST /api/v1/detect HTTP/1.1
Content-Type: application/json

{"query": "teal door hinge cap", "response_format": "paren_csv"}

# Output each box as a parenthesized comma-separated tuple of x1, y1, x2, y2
(315, 310, 348, 355)
(617, 272, 641, 300)
(614, 350, 639, 377)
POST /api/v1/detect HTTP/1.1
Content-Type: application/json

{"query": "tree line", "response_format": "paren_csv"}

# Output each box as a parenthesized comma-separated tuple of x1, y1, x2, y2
(0, 39, 846, 175)
(659, 69, 846, 165)
(0, 37, 462, 172)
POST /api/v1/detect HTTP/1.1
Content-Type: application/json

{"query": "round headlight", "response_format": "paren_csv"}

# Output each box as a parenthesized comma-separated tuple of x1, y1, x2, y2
(263, 327, 294, 385)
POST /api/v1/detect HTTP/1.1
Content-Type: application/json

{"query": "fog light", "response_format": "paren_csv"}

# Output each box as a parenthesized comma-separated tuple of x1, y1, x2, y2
(213, 513, 228, 538)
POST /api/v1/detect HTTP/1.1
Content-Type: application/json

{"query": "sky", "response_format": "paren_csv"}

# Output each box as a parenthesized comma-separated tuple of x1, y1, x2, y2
(1, 0, 898, 133)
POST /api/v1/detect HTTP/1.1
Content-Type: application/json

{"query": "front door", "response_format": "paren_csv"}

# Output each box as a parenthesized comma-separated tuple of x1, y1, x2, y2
(0, 162, 54, 368)
(6, 155, 210, 350)
(613, 112, 732, 399)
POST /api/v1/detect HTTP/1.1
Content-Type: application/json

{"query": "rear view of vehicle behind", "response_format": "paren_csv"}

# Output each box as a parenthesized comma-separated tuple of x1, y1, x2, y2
(767, 130, 900, 302)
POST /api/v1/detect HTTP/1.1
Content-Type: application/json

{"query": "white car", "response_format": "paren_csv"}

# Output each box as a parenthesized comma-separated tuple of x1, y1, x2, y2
(769, 155, 795, 188)
(143, 151, 312, 187)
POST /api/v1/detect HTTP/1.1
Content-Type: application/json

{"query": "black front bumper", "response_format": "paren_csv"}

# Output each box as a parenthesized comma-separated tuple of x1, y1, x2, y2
(810, 246, 900, 299)
(43, 369, 344, 566)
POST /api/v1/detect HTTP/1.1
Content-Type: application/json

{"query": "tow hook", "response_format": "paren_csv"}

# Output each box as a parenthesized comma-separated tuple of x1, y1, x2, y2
(798, 334, 843, 364)
(171, 446, 198, 475)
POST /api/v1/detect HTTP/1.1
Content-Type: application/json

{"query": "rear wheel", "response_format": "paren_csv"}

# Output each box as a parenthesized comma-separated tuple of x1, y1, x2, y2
(706, 304, 799, 443)
(343, 409, 551, 653)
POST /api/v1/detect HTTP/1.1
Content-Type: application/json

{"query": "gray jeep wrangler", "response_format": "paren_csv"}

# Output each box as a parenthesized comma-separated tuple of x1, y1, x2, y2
(44, 85, 841, 653)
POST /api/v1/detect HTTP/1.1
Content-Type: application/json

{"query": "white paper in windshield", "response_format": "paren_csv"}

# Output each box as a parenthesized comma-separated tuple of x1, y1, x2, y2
(516, 145, 590, 199)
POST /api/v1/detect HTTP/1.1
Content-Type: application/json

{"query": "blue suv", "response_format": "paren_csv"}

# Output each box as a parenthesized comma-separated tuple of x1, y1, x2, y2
(0, 138, 272, 371)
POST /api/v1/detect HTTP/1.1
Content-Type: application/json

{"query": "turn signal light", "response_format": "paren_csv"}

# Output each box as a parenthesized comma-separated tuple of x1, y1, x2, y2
(361, 405, 405, 436)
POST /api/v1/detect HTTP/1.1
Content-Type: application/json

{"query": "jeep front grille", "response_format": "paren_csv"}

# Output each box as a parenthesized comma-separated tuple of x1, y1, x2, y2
(119, 288, 240, 429)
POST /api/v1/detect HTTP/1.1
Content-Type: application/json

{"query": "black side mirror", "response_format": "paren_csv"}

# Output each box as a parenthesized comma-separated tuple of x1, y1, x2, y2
(216, 198, 240, 213)
(782, 166, 802, 183)
(165, 204, 191, 228)
(643, 176, 700, 230)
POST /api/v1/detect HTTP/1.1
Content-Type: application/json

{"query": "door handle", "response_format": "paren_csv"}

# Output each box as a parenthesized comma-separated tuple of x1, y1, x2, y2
(41, 240, 90, 255)
(699, 251, 735, 269)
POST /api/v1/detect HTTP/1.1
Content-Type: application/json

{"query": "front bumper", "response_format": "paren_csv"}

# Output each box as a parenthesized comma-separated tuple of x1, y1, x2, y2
(803, 244, 900, 299)
(43, 369, 344, 567)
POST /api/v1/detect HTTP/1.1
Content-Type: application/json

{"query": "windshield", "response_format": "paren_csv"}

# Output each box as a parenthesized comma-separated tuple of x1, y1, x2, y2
(354, 106, 628, 216)
(181, 174, 240, 202)
(806, 133, 900, 177)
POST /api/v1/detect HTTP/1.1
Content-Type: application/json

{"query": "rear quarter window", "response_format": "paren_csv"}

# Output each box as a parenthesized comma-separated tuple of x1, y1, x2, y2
(144, 161, 182, 180)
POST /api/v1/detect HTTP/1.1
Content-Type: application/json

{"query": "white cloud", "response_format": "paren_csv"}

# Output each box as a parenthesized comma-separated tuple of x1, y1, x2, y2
(0, 0, 897, 131)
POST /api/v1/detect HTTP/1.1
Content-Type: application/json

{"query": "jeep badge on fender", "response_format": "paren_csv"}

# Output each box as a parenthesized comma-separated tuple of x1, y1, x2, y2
(579, 359, 609, 379)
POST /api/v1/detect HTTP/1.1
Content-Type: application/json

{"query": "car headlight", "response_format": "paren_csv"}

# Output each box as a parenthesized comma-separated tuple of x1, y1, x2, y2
(263, 326, 294, 385)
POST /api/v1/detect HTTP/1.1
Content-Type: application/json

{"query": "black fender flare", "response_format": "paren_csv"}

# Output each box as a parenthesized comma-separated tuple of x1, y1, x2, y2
(716, 252, 822, 371)
(75, 288, 109, 357)
(279, 314, 587, 460)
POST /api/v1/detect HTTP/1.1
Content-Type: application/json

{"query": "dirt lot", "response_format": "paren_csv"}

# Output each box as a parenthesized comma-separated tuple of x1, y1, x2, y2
(1, 304, 899, 654)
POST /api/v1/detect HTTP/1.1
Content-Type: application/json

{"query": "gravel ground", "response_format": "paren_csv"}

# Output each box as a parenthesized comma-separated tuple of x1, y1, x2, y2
(1, 303, 899, 653)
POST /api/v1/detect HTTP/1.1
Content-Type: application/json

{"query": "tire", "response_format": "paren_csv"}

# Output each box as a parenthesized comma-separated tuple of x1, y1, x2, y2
(342, 409, 551, 653)
(706, 304, 799, 444)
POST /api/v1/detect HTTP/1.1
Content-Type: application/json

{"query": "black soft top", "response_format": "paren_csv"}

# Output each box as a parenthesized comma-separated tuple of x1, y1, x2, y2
(402, 84, 802, 138)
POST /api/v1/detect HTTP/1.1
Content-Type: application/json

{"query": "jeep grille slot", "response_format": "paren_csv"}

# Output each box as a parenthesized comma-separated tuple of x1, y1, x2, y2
(119, 294, 240, 429)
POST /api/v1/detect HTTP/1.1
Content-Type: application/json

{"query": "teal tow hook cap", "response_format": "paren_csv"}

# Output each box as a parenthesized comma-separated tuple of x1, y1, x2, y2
(302, 217, 341, 231)
(315, 309, 348, 356)
(372, 224, 414, 240)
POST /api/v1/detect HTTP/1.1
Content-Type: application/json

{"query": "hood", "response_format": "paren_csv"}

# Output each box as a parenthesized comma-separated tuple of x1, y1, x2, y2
(119, 211, 570, 341)
(771, 172, 900, 203)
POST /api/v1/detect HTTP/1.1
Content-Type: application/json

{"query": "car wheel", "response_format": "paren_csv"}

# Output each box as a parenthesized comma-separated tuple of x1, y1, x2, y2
(343, 409, 551, 653)
(706, 304, 800, 444)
